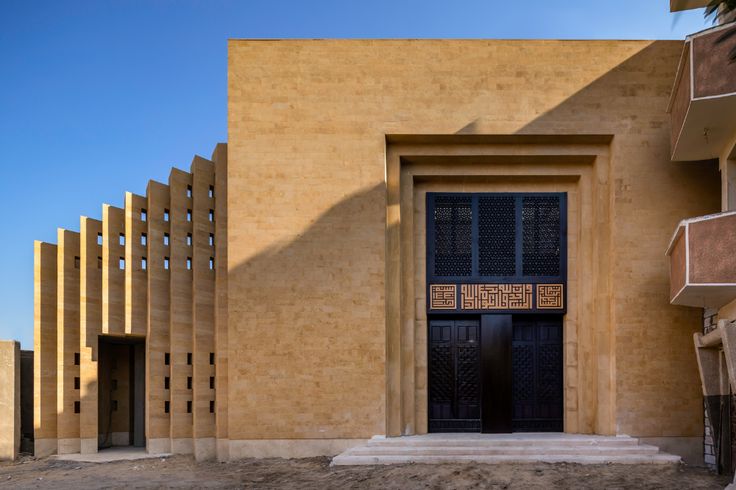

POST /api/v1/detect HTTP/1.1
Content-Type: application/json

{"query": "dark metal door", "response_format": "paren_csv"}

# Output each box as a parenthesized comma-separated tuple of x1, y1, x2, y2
(428, 319, 481, 432)
(512, 316, 563, 432)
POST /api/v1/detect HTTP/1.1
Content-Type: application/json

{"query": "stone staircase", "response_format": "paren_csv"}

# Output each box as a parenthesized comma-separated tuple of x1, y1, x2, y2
(331, 433, 682, 466)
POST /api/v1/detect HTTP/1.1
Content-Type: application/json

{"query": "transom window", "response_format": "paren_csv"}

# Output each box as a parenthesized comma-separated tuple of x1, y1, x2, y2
(427, 193, 565, 281)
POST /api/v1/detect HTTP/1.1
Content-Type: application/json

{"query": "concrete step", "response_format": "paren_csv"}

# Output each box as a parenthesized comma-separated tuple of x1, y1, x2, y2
(344, 444, 661, 457)
(331, 453, 682, 466)
(361, 436, 643, 448)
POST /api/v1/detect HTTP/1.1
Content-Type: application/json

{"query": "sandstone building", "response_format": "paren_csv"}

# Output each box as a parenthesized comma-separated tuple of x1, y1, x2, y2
(24, 1, 736, 468)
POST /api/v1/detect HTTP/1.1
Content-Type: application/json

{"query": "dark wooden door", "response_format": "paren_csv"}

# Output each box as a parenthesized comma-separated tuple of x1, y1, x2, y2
(512, 316, 563, 431)
(428, 319, 481, 432)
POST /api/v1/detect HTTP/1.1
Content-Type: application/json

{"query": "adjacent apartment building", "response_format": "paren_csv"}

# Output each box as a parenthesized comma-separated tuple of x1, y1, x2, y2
(26, 0, 736, 468)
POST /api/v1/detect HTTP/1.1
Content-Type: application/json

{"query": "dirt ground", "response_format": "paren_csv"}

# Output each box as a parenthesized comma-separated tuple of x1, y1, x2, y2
(0, 455, 731, 489)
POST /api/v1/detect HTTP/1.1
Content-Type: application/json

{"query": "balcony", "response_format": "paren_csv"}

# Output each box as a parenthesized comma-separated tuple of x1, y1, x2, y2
(670, 0, 708, 12)
(667, 211, 736, 308)
(667, 23, 736, 161)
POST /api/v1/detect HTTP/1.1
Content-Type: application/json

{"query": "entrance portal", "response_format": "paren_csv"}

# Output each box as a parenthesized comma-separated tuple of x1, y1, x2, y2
(98, 336, 145, 448)
(426, 191, 566, 433)
(428, 315, 563, 433)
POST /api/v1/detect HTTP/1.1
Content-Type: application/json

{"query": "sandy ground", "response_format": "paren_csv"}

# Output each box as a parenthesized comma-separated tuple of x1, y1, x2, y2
(0, 455, 730, 489)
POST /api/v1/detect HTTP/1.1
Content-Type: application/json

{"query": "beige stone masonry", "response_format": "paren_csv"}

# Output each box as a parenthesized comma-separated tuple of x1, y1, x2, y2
(0, 340, 20, 460)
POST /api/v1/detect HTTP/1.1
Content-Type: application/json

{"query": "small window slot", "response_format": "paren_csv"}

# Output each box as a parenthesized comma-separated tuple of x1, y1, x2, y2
(97, 233, 103, 246)
(141, 257, 147, 270)
(209, 185, 214, 199)
(208, 209, 214, 222)
(187, 352, 192, 365)
(164, 352, 170, 365)
(74, 353, 80, 366)
(209, 400, 215, 413)
(209, 352, 215, 365)
(209, 376, 215, 389)
(119, 233, 125, 246)
(74, 401, 80, 414)
(119, 257, 125, 270)
(164, 233, 169, 246)
(74, 256, 80, 269)
(186, 185, 192, 198)
(74, 377, 80, 390)
(164, 377, 170, 390)
(209, 233, 214, 247)
(209, 257, 214, 270)
(164, 401, 170, 413)
(141, 209, 147, 222)
(187, 376, 192, 390)
(164, 257, 170, 270)
(186, 233, 192, 246)
(187, 209, 192, 222)
(164, 209, 170, 222)
(141, 233, 147, 246)
(186, 257, 192, 270)
(186, 400, 192, 414)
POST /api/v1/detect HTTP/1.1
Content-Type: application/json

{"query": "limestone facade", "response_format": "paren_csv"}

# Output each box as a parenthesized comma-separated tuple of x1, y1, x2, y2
(33, 40, 720, 461)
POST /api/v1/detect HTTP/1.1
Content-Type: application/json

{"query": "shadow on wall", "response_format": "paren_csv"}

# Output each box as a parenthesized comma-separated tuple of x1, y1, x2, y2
(227, 183, 388, 438)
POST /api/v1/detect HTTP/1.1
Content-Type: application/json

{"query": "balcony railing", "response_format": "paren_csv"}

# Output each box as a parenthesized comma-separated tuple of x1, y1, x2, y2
(667, 23, 736, 161)
(666, 211, 736, 308)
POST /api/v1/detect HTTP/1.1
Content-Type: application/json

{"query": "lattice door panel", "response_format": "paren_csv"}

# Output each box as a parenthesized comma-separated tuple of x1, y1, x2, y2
(512, 316, 563, 432)
(428, 319, 481, 432)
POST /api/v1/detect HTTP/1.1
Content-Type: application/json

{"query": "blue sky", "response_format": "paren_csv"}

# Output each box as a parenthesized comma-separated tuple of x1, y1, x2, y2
(0, 1, 712, 348)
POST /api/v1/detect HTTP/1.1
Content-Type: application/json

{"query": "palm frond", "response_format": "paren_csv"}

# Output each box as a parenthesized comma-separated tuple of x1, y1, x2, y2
(705, 0, 736, 23)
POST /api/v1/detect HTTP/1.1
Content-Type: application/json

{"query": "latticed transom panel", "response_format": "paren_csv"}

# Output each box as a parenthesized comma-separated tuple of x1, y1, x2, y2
(478, 196, 516, 276)
(433, 196, 472, 276)
(522, 196, 561, 277)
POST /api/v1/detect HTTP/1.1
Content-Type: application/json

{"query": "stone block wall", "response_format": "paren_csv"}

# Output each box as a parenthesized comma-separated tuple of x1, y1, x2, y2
(33, 144, 226, 460)
(0, 340, 20, 460)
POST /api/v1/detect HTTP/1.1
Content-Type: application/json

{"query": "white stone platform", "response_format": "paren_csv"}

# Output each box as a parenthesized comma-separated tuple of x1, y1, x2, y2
(331, 433, 682, 466)
(53, 447, 171, 463)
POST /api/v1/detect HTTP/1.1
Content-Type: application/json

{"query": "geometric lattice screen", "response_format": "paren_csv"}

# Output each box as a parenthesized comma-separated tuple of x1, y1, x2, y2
(427, 192, 566, 313)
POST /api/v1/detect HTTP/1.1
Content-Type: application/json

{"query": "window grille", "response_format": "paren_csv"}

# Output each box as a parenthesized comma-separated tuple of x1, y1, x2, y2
(433, 196, 472, 276)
